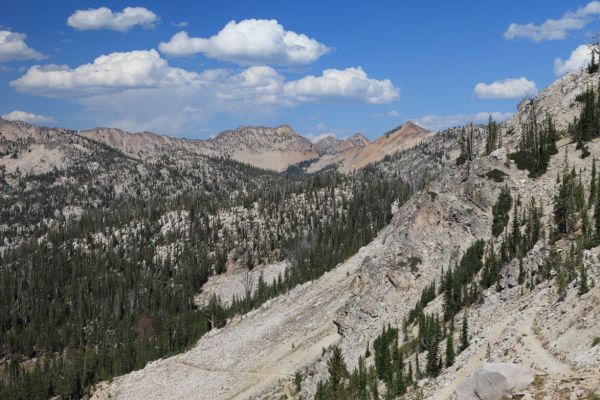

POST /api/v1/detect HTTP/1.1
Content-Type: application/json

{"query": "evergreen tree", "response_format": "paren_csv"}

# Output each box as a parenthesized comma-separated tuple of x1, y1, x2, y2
(414, 352, 421, 381)
(595, 177, 600, 242)
(554, 167, 583, 237)
(491, 185, 512, 237)
(590, 158, 597, 208)
(579, 265, 589, 296)
(445, 319, 456, 367)
(425, 314, 441, 377)
(509, 198, 521, 258)
(518, 258, 525, 285)
(484, 116, 500, 155)
(460, 312, 469, 353)
(327, 346, 348, 399)
(570, 85, 599, 147)
(508, 107, 559, 177)
(392, 344, 405, 396)
(457, 123, 475, 165)
(557, 264, 568, 301)
(588, 49, 599, 74)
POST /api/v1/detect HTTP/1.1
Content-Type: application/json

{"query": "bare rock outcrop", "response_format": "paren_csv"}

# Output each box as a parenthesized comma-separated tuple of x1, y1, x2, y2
(455, 363, 536, 400)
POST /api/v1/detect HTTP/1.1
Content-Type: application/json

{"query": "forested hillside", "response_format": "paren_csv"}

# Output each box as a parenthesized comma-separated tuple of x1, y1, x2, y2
(0, 121, 413, 399)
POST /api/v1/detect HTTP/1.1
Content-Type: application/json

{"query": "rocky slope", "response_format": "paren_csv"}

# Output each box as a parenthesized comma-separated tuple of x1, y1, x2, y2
(89, 120, 489, 400)
(80, 125, 318, 172)
(312, 133, 369, 156)
(306, 122, 433, 173)
(91, 69, 600, 400)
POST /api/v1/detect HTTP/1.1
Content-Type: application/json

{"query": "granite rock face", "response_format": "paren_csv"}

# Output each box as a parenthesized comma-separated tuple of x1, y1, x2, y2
(455, 363, 536, 400)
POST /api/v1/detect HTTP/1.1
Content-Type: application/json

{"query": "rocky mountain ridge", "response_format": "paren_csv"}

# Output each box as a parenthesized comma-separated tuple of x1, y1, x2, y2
(307, 121, 434, 173)
(312, 133, 370, 156)
(1, 116, 431, 174)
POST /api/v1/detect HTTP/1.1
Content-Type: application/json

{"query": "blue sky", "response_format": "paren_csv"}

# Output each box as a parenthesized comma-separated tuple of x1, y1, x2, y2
(1, 0, 599, 140)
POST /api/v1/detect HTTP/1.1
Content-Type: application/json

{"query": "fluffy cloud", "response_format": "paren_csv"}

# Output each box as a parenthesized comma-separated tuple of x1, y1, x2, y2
(67, 7, 158, 32)
(474, 78, 537, 99)
(504, 1, 600, 42)
(12, 51, 398, 105)
(11, 49, 398, 133)
(11, 49, 202, 97)
(2, 110, 54, 124)
(415, 112, 514, 131)
(284, 67, 399, 104)
(159, 19, 330, 65)
(554, 44, 593, 75)
(0, 30, 45, 62)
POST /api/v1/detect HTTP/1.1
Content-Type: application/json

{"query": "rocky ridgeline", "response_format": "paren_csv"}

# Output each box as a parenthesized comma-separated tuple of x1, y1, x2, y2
(312, 133, 369, 156)
(78, 124, 319, 172)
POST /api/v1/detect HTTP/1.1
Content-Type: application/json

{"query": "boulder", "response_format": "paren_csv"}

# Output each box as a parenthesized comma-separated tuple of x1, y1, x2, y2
(455, 363, 536, 400)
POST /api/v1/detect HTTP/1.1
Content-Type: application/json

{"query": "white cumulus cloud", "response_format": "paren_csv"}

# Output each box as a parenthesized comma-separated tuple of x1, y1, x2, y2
(474, 78, 537, 99)
(67, 6, 158, 32)
(159, 19, 330, 65)
(2, 110, 54, 124)
(554, 44, 593, 75)
(12, 52, 398, 105)
(0, 30, 45, 62)
(414, 112, 514, 132)
(10, 49, 398, 133)
(284, 67, 399, 104)
(11, 49, 202, 97)
(504, 1, 600, 42)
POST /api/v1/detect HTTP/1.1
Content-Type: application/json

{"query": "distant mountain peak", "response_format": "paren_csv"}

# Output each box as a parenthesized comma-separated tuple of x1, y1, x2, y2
(313, 133, 370, 156)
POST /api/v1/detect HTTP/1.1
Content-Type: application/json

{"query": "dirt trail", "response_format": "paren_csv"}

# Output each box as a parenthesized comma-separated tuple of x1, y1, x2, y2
(174, 359, 294, 378)
(435, 310, 514, 399)
(283, 382, 294, 399)
(435, 295, 575, 400)
(517, 306, 573, 375)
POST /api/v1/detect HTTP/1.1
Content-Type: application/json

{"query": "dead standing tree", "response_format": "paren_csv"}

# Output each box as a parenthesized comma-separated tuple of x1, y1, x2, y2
(242, 270, 255, 301)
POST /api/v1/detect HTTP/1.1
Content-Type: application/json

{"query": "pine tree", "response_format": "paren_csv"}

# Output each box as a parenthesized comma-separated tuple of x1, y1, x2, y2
(492, 185, 512, 237)
(557, 264, 568, 301)
(518, 258, 525, 285)
(445, 319, 456, 367)
(327, 346, 348, 399)
(588, 50, 598, 74)
(509, 199, 521, 258)
(485, 116, 500, 155)
(554, 167, 582, 237)
(457, 123, 475, 165)
(460, 312, 469, 352)
(425, 315, 440, 377)
(294, 371, 302, 393)
(579, 265, 589, 296)
(595, 179, 600, 242)
(414, 352, 421, 381)
(590, 158, 597, 208)
(392, 344, 405, 396)
(508, 106, 558, 177)
(571, 85, 598, 146)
